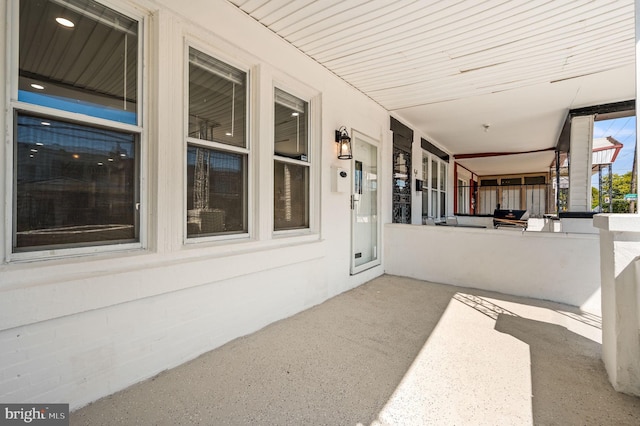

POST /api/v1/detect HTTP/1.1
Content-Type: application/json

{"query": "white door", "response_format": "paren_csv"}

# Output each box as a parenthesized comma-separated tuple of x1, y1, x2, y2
(351, 133, 380, 274)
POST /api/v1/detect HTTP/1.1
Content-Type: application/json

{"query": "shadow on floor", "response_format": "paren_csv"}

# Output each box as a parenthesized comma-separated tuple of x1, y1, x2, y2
(71, 276, 640, 425)
(495, 315, 640, 425)
(70, 276, 458, 425)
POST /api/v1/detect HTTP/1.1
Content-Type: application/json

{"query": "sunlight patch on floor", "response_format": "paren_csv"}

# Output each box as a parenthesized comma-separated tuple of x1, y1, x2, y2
(372, 295, 533, 426)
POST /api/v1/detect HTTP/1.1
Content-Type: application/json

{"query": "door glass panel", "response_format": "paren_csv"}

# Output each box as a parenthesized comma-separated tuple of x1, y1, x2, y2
(353, 138, 378, 270)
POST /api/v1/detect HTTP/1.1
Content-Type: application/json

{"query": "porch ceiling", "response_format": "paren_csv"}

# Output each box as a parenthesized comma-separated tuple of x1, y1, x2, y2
(228, 0, 635, 176)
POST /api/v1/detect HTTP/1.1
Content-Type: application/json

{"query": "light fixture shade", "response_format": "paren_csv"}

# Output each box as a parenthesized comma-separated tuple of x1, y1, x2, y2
(335, 127, 352, 160)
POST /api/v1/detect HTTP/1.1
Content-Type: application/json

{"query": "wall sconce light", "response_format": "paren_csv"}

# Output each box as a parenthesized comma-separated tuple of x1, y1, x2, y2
(335, 126, 352, 160)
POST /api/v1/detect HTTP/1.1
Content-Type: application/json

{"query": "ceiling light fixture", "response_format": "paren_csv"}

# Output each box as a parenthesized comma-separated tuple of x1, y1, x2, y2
(30, 83, 45, 90)
(56, 17, 75, 28)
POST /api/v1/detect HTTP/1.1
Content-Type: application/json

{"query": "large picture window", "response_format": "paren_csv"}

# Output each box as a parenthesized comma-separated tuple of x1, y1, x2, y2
(273, 88, 309, 231)
(13, 0, 141, 252)
(186, 48, 248, 238)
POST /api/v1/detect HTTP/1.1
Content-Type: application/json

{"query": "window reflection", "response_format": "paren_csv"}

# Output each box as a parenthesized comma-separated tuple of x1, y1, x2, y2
(188, 48, 246, 148)
(18, 0, 138, 124)
(274, 161, 309, 230)
(15, 114, 137, 250)
(186, 146, 247, 237)
(274, 88, 307, 160)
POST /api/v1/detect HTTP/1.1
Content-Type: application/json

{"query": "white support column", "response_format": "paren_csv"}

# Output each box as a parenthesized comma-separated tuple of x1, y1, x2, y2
(568, 115, 594, 211)
(594, 215, 640, 396)
(593, 0, 640, 396)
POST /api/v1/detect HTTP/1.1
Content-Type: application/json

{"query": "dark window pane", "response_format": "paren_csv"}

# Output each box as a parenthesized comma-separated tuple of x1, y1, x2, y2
(187, 146, 247, 237)
(188, 48, 246, 147)
(274, 161, 309, 230)
(274, 88, 308, 160)
(501, 177, 522, 186)
(15, 114, 137, 250)
(19, 0, 138, 124)
(524, 176, 546, 185)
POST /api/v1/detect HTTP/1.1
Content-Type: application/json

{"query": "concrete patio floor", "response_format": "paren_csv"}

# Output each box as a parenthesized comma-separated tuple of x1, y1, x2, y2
(70, 275, 640, 425)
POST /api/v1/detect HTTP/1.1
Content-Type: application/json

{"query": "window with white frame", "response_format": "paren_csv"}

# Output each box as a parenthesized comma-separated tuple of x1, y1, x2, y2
(13, 0, 141, 252)
(186, 48, 248, 238)
(422, 153, 447, 220)
(273, 88, 309, 231)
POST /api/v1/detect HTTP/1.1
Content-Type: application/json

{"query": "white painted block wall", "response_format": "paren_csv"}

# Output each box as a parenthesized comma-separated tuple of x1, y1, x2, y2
(384, 224, 601, 314)
(0, 0, 391, 409)
(595, 214, 640, 396)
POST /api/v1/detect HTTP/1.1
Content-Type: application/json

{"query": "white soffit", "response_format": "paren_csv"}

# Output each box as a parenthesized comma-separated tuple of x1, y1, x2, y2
(229, 0, 635, 173)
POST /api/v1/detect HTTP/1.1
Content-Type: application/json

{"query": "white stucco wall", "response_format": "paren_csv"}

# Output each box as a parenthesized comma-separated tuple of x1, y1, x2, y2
(384, 224, 601, 314)
(0, 0, 390, 408)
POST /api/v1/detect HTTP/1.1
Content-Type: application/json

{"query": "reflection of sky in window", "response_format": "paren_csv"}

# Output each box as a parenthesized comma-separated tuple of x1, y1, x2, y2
(17, 114, 134, 156)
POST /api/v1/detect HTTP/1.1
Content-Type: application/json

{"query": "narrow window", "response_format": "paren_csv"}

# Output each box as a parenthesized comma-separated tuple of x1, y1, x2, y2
(186, 48, 248, 238)
(273, 88, 309, 231)
(422, 153, 447, 221)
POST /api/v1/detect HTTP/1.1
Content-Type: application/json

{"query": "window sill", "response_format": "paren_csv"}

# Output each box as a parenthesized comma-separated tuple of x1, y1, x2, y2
(6, 242, 143, 264)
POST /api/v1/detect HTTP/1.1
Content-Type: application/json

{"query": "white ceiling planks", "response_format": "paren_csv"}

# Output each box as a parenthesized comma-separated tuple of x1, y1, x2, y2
(228, 0, 635, 174)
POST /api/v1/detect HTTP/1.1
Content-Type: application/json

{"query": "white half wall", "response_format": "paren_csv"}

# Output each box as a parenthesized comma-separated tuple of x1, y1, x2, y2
(384, 224, 601, 314)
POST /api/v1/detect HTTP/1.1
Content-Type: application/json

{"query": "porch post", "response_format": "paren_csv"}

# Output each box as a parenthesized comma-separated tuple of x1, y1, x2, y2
(592, 0, 640, 396)
(594, 215, 640, 396)
(568, 115, 594, 211)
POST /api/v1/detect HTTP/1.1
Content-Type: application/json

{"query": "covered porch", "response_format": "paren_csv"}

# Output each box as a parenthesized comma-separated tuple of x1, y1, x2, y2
(71, 275, 639, 425)
(1, 0, 638, 416)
